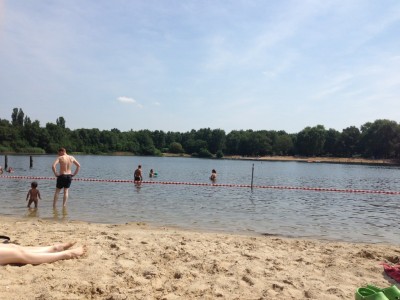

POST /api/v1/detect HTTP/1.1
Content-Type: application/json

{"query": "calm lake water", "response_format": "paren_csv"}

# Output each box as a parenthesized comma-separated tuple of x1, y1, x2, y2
(1, 155, 400, 244)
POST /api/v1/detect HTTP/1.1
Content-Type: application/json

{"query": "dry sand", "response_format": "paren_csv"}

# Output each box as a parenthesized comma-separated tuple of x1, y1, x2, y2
(164, 153, 399, 165)
(0, 216, 399, 300)
(224, 155, 398, 165)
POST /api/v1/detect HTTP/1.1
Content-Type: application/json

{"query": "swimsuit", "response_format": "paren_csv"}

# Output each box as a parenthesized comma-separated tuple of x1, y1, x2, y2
(134, 176, 141, 181)
(56, 174, 72, 189)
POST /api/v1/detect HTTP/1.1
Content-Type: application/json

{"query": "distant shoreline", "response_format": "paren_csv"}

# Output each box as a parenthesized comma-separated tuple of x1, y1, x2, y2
(2, 152, 398, 166)
(222, 155, 400, 165)
(162, 153, 400, 166)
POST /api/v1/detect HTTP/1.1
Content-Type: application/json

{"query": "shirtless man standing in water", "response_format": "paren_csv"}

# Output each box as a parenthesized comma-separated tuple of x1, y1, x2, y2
(134, 165, 143, 182)
(52, 148, 81, 208)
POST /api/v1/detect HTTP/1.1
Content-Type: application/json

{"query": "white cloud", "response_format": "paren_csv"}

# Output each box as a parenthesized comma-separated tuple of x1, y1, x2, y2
(117, 96, 143, 108)
(117, 96, 136, 104)
(2, 1, 400, 133)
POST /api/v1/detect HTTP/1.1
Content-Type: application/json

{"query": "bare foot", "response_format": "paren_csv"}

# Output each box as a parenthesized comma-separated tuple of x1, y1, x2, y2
(52, 241, 77, 252)
(66, 245, 87, 259)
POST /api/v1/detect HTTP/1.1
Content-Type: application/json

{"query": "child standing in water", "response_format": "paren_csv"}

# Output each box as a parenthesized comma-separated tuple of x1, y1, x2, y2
(210, 169, 217, 181)
(26, 181, 41, 208)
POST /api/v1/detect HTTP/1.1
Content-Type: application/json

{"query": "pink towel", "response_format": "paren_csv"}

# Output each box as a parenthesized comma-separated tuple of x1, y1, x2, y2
(382, 263, 400, 283)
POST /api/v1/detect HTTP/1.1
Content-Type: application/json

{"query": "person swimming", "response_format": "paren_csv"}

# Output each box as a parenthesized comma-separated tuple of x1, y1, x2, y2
(149, 169, 158, 177)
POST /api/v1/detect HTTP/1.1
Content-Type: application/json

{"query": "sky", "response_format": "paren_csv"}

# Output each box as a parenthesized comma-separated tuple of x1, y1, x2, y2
(0, 0, 399, 134)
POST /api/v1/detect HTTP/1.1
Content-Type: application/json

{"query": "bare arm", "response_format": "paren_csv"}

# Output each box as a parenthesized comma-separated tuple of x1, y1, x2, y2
(72, 159, 80, 176)
(52, 158, 59, 176)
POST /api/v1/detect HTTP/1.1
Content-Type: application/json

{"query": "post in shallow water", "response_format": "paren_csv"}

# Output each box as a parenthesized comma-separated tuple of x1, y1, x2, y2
(251, 163, 254, 191)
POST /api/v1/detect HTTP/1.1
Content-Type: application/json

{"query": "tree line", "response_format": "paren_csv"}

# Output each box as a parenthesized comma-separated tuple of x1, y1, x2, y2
(1, 108, 400, 159)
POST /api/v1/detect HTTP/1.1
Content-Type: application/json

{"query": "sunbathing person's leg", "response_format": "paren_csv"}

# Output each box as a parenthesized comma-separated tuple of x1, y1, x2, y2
(0, 243, 86, 265)
(22, 241, 77, 253)
(0, 242, 77, 253)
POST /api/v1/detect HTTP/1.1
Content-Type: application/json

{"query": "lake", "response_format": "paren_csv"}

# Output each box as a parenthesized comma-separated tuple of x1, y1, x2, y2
(1, 154, 400, 244)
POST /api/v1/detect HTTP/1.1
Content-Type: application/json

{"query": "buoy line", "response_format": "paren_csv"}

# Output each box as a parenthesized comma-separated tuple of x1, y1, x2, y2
(1, 175, 400, 195)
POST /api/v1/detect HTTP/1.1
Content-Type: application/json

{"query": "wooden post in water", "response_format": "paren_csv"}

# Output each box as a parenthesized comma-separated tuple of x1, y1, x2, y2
(251, 163, 254, 191)
(30, 156, 33, 168)
(4, 155, 8, 170)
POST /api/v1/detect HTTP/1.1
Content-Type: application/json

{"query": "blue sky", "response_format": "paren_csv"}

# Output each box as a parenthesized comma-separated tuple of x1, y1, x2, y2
(1, 1, 399, 134)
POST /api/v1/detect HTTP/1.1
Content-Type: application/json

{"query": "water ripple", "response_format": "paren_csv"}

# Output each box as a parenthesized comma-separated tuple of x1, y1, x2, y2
(1, 155, 400, 244)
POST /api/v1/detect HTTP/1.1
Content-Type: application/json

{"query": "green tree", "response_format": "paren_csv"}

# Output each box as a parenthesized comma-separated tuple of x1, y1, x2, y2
(295, 125, 326, 156)
(225, 130, 242, 155)
(0, 119, 13, 147)
(4, 107, 400, 159)
(56, 117, 66, 128)
(184, 139, 208, 154)
(360, 119, 400, 158)
(152, 130, 166, 150)
(44, 119, 75, 152)
(273, 133, 294, 155)
(11, 108, 24, 127)
(337, 126, 360, 157)
(169, 142, 184, 153)
(198, 148, 213, 158)
(165, 131, 182, 145)
(209, 129, 226, 154)
(250, 131, 272, 156)
(23, 119, 42, 148)
(136, 130, 157, 155)
(323, 128, 340, 157)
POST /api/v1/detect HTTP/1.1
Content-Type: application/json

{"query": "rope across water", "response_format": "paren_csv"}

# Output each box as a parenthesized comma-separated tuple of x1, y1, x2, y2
(1, 175, 400, 195)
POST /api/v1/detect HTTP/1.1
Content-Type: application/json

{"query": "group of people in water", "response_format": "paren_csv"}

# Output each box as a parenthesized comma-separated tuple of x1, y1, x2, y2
(21, 147, 81, 209)
(1, 147, 81, 210)
(1, 148, 84, 266)
(133, 165, 159, 181)
(4, 148, 218, 210)
(133, 165, 217, 183)
(1, 147, 220, 266)
(0, 166, 14, 174)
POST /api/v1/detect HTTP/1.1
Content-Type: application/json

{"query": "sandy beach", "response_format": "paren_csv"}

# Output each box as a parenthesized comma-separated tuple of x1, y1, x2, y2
(223, 155, 399, 166)
(161, 153, 399, 166)
(0, 217, 399, 299)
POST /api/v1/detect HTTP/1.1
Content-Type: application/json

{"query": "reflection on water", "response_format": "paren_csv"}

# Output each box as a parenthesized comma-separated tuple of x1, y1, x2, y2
(248, 191, 257, 205)
(53, 207, 68, 221)
(134, 182, 142, 192)
(25, 208, 39, 218)
(1, 155, 400, 244)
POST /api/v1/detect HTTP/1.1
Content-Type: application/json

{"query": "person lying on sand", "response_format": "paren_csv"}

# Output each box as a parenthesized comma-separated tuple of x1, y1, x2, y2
(0, 241, 86, 265)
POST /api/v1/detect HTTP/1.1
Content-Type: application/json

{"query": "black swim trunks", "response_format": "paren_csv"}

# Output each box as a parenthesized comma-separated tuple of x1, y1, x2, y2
(56, 174, 73, 189)
(134, 176, 141, 181)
